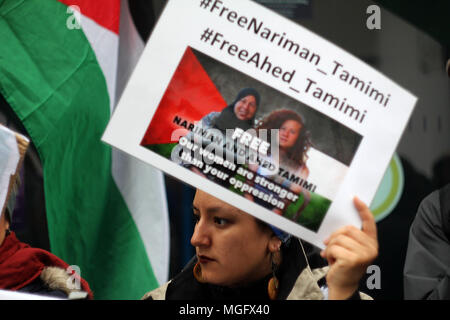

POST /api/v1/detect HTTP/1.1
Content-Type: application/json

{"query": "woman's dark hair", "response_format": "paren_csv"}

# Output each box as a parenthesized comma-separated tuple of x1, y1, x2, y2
(213, 88, 260, 132)
(256, 109, 312, 166)
(4, 209, 11, 225)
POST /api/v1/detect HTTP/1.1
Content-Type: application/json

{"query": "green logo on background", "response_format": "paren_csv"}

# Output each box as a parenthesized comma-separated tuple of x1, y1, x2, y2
(370, 153, 404, 222)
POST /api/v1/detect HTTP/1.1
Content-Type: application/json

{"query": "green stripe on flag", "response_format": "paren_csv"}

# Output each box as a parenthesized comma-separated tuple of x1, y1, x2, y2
(0, 0, 157, 299)
(144, 143, 177, 159)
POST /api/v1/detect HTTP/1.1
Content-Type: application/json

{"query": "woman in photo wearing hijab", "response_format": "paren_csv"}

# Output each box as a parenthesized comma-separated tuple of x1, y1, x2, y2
(212, 87, 260, 133)
(172, 88, 260, 179)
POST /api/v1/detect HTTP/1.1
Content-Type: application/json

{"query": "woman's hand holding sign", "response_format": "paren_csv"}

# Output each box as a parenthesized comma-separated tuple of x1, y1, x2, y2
(320, 197, 378, 300)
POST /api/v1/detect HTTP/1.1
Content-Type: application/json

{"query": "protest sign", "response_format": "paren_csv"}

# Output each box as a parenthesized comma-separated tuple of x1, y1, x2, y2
(102, 0, 417, 248)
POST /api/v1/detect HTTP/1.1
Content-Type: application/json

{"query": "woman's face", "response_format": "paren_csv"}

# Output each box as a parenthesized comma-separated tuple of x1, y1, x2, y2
(279, 119, 302, 150)
(191, 190, 276, 287)
(233, 95, 257, 121)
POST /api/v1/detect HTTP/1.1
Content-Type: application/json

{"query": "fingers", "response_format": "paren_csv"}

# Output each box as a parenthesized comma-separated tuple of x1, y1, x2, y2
(321, 227, 377, 262)
(324, 232, 365, 253)
(320, 242, 357, 266)
(321, 197, 379, 264)
(325, 225, 375, 249)
(353, 197, 377, 240)
(321, 197, 379, 299)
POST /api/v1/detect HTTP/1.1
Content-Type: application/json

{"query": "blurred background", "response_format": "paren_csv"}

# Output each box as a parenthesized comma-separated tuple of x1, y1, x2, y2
(1, 0, 448, 299)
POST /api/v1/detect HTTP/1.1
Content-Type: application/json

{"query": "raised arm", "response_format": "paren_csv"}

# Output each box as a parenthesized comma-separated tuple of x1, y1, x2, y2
(320, 197, 378, 299)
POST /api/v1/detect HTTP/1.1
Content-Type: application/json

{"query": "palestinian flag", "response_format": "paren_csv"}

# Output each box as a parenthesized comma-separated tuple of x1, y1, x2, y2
(0, 0, 169, 299)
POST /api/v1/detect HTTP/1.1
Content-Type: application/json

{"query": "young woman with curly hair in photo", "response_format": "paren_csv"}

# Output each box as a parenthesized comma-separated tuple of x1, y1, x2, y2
(249, 109, 312, 219)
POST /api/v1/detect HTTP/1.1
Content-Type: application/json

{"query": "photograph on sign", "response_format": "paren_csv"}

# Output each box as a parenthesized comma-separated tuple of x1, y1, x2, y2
(140, 47, 362, 232)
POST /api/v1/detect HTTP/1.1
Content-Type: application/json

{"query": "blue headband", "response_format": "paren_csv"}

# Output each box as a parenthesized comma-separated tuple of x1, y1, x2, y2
(270, 225, 291, 244)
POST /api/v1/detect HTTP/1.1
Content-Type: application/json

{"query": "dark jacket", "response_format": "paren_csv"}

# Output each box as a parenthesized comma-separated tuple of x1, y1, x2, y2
(404, 186, 450, 299)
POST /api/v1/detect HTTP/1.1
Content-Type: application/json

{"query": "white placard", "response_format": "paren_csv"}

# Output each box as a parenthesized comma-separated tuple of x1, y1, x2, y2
(0, 289, 63, 300)
(102, 0, 416, 248)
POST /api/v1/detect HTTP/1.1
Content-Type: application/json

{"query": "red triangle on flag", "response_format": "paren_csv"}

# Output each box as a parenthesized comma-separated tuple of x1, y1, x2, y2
(141, 47, 227, 146)
(59, 0, 120, 34)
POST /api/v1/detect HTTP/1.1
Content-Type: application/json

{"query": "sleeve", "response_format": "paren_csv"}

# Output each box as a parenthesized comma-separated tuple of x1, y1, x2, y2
(403, 191, 450, 299)
(141, 281, 170, 300)
(319, 285, 366, 300)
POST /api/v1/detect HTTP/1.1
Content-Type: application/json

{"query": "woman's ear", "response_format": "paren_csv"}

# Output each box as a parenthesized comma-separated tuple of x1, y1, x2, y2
(268, 235, 282, 253)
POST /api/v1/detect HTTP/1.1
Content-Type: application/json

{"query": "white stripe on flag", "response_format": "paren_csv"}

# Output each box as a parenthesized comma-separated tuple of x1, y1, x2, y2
(78, 4, 170, 286)
(76, 12, 118, 112)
